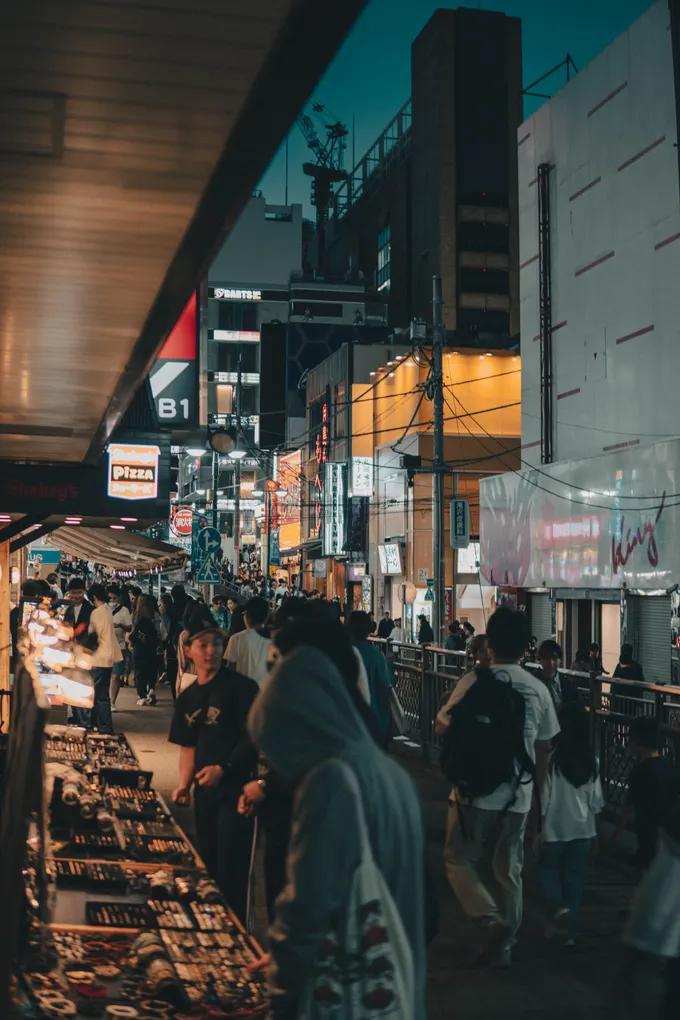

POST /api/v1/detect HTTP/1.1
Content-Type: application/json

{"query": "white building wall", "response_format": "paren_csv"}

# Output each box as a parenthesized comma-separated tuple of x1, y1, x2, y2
(519, 0, 680, 465)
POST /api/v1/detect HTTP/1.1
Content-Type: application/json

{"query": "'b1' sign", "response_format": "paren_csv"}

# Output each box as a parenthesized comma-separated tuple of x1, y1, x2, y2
(149, 293, 198, 426)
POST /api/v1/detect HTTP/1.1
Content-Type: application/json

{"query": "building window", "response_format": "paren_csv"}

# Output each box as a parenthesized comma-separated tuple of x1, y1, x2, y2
(218, 301, 258, 331)
(377, 224, 391, 292)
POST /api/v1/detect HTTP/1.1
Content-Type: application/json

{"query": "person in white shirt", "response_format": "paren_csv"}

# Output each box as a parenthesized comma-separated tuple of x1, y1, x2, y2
(390, 617, 407, 644)
(107, 585, 132, 710)
(225, 596, 270, 686)
(87, 583, 122, 734)
(537, 702, 603, 946)
(435, 606, 560, 966)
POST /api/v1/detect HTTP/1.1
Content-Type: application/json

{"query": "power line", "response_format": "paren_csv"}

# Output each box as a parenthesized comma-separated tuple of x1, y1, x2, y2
(444, 389, 677, 513)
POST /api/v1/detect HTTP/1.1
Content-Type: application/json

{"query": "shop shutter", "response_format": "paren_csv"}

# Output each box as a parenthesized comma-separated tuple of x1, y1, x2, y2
(635, 595, 671, 686)
(530, 593, 553, 645)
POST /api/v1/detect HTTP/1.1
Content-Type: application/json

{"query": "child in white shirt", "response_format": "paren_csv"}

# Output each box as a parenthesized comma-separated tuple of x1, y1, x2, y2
(538, 702, 604, 945)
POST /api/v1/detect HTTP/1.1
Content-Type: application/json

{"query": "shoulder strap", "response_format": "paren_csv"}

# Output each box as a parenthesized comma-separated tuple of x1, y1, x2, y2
(332, 759, 372, 864)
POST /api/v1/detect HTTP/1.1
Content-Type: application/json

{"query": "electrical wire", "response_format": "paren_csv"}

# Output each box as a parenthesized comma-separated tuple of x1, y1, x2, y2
(443, 390, 677, 513)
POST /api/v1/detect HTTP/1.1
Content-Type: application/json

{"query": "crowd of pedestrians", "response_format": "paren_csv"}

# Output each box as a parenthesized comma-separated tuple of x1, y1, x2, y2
(19, 571, 679, 1017)
(161, 591, 680, 1017)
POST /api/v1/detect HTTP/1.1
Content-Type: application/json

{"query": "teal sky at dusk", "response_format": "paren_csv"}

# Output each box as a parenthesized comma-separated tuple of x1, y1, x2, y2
(258, 0, 655, 215)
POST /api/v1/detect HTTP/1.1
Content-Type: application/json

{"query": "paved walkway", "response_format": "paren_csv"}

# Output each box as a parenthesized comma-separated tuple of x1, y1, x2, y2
(117, 682, 664, 1019)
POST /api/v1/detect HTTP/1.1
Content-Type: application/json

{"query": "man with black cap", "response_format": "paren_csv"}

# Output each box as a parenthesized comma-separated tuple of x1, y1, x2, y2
(169, 614, 259, 922)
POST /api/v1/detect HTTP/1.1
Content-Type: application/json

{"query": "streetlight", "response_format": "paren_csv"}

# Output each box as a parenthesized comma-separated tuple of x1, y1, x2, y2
(228, 448, 246, 460)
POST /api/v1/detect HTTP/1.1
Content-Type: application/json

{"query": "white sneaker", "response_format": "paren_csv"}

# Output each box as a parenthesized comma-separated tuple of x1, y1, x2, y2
(136, 697, 147, 706)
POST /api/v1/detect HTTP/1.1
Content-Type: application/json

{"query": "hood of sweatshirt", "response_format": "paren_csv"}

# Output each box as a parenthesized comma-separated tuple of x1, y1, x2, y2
(247, 645, 371, 785)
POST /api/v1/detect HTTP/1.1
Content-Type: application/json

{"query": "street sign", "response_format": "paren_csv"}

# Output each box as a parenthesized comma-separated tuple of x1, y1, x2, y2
(197, 556, 222, 583)
(424, 579, 434, 602)
(450, 499, 470, 550)
(197, 527, 221, 556)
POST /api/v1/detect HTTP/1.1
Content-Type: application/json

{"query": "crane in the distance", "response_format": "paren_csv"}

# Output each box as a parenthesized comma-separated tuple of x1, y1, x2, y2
(296, 102, 348, 273)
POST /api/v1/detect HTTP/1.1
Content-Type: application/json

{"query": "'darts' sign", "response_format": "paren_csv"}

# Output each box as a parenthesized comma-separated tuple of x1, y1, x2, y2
(108, 444, 160, 501)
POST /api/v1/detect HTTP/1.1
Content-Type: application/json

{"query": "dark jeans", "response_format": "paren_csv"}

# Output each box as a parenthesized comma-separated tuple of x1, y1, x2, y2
(91, 667, 114, 734)
(536, 838, 591, 933)
(194, 790, 254, 923)
(166, 654, 178, 704)
(134, 657, 157, 699)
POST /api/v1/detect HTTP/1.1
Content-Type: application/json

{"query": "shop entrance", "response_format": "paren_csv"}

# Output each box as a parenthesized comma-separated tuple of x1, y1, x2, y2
(556, 595, 621, 672)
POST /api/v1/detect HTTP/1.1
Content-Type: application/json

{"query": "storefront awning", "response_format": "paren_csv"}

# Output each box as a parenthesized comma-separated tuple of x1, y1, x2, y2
(45, 527, 186, 574)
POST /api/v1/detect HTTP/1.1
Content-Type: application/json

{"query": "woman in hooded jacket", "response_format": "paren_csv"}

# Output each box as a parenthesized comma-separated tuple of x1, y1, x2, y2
(247, 645, 426, 1020)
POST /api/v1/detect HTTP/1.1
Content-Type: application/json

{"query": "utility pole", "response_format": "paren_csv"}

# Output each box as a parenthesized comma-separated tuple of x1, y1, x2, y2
(431, 275, 446, 646)
(211, 450, 219, 529)
(233, 351, 242, 574)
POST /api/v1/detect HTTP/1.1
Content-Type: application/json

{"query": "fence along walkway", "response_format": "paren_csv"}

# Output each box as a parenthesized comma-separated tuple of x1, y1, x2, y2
(372, 638, 680, 813)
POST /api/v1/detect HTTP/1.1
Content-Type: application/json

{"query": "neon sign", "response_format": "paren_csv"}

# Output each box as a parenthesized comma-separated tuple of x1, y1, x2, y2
(107, 444, 160, 501)
(314, 401, 329, 536)
(612, 492, 666, 573)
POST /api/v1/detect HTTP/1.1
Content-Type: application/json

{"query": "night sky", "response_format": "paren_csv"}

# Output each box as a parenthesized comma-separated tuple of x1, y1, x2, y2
(258, 0, 655, 215)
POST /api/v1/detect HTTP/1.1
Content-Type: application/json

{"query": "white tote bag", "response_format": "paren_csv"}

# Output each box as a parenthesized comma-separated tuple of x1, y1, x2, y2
(305, 762, 415, 1020)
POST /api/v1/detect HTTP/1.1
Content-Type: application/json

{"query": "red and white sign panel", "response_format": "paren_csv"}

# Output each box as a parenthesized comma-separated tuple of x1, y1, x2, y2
(150, 293, 198, 427)
(170, 505, 193, 537)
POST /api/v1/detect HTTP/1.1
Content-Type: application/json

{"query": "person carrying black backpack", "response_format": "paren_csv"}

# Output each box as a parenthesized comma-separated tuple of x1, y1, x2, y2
(435, 606, 560, 966)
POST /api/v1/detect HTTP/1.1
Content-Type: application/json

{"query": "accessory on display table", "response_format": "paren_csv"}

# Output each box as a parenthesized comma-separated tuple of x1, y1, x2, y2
(86, 902, 154, 928)
(125, 836, 194, 865)
(54, 860, 129, 891)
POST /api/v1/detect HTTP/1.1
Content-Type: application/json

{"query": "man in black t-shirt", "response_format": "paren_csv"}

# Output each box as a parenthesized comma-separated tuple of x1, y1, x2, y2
(169, 618, 259, 921)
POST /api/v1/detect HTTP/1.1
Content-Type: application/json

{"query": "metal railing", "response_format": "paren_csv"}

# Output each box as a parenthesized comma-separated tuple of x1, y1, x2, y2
(371, 640, 680, 811)
(333, 100, 412, 220)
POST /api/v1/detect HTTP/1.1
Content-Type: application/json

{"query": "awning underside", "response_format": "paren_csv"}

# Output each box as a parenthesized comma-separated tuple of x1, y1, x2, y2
(46, 527, 186, 573)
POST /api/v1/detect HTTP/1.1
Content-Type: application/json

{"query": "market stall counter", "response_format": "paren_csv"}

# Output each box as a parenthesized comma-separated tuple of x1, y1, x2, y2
(2, 669, 268, 1020)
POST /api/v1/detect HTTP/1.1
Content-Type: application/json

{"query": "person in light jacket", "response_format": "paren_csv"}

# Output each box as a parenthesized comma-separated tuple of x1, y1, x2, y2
(247, 646, 426, 1020)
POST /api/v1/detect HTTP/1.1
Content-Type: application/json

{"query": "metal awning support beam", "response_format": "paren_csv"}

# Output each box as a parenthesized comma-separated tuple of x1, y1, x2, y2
(10, 523, 59, 554)
(0, 516, 48, 544)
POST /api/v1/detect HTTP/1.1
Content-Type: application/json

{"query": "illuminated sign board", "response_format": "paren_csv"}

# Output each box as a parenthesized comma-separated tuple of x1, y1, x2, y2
(323, 463, 345, 557)
(107, 444, 160, 501)
(211, 330, 260, 343)
(312, 401, 329, 539)
(213, 372, 260, 385)
(149, 293, 198, 426)
(351, 456, 374, 497)
(212, 288, 262, 301)
(279, 449, 302, 551)
(170, 505, 193, 537)
(378, 543, 403, 575)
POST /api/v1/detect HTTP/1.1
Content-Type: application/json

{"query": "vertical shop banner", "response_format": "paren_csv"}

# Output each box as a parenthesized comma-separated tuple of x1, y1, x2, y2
(323, 463, 345, 556)
(270, 529, 281, 567)
(150, 292, 198, 426)
(279, 450, 302, 551)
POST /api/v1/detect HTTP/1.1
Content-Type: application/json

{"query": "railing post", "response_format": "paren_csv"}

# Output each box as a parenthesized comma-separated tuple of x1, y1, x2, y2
(419, 646, 429, 758)
(590, 672, 602, 758)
